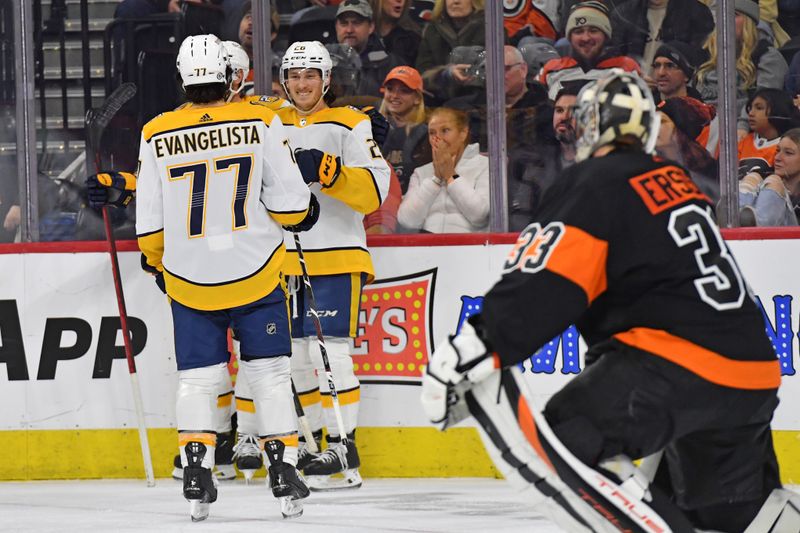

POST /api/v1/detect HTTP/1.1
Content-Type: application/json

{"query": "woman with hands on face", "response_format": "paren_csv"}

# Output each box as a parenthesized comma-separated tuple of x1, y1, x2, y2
(397, 106, 489, 232)
(740, 128, 800, 226)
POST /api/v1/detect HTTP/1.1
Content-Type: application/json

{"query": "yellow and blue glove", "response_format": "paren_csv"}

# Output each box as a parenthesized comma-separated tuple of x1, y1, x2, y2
(86, 171, 136, 209)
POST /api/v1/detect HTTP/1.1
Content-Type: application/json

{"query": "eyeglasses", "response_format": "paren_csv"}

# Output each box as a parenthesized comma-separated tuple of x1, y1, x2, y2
(504, 63, 523, 72)
(651, 61, 681, 72)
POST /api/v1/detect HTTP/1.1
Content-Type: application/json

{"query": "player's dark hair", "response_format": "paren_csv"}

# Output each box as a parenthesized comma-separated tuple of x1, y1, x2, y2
(323, 83, 338, 106)
(184, 83, 228, 103)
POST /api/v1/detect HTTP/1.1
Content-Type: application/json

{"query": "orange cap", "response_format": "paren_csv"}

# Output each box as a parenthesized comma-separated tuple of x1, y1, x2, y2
(381, 66, 423, 93)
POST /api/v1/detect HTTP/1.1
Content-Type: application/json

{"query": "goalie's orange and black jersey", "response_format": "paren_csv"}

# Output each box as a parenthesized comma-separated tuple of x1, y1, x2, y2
(481, 150, 780, 391)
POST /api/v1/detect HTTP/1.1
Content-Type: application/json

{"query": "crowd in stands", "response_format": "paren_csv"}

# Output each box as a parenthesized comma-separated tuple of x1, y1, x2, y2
(8, 0, 800, 243)
(87, 0, 800, 231)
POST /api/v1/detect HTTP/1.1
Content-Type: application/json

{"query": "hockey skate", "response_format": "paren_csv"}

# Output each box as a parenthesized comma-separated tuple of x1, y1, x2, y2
(171, 431, 236, 481)
(232, 433, 263, 483)
(296, 429, 323, 471)
(264, 439, 310, 519)
(303, 435, 362, 492)
(182, 442, 218, 522)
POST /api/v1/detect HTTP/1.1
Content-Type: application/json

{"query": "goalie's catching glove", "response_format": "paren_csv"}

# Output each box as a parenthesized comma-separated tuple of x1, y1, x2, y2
(362, 106, 389, 146)
(282, 192, 320, 233)
(421, 320, 499, 430)
(86, 171, 136, 209)
(295, 148, 341, 188)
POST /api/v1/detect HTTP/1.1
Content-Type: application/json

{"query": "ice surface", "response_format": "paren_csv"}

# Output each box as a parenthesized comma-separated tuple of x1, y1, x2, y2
(0, 477, 563, 532)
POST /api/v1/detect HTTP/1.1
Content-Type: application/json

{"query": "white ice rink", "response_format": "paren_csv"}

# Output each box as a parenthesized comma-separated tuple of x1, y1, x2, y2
(0, 477, 563, 533)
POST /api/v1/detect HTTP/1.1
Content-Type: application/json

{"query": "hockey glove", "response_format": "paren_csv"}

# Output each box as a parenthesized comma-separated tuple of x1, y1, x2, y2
(294, 148, 341, 188)
(86, 171, 136, 209)
(282, 193, 320, 233)
(421, 321, 499, 430)
(362, 106, 389, 146)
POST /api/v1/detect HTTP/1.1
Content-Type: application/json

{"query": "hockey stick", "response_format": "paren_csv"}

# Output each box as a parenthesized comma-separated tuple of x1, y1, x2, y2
(291, 380, 319, 453)
(292, 233, 350, 450)
(85, 83, 156, 487)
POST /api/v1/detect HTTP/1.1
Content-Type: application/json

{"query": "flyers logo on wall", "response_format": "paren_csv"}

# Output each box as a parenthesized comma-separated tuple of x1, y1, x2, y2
(352, 269, 436, 383)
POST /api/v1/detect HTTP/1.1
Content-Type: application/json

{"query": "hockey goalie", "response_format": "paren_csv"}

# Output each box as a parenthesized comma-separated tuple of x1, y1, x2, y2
(421, 72, 800, 533)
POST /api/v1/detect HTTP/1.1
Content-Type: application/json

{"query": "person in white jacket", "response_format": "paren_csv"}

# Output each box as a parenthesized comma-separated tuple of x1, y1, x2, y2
(398, 107, 490, 233)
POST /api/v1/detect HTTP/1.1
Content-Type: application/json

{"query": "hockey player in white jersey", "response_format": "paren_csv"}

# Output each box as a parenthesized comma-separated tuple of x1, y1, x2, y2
(277, 41, 391, 491)
(135, 34, 317, 520)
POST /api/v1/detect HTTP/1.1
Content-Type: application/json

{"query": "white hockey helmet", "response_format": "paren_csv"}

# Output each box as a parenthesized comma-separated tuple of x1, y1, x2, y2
(280, 41, 333, 99)
(176, 34, 228, 87)
(222, 40, 250, 80)
(573, 71, 660, 162)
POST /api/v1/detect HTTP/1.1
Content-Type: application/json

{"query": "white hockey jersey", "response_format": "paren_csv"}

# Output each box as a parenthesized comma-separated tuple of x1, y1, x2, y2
(136, 100, 311, 311)
(277, 105, 391, 281)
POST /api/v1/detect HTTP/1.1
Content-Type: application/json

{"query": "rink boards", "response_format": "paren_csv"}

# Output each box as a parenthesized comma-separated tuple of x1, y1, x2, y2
(2, 231, 800, 482)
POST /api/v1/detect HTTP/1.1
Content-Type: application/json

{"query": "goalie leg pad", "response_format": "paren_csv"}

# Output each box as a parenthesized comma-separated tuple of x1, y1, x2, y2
(466, 367, 695, 533)
(743, 488, 800, 533)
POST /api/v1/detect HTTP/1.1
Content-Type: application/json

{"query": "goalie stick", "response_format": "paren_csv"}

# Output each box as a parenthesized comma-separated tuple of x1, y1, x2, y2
(85, 82, 155, 487)
(292, 233, 350, 451)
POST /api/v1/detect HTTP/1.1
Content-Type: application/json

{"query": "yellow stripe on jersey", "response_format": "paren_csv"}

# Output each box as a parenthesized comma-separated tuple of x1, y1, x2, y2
(321, 386, 360, 407)
(142, 100, 278, 143)
(236, 397, 256, 413)
(283, 247, 374, 282)
(268, 207, 308, 227)
(138, 229, 165, 272)
(349, 272, 362, 338)
(277, 105, 367, 130)
(323, 166, 383, 214)
(164, 243, 287, 311)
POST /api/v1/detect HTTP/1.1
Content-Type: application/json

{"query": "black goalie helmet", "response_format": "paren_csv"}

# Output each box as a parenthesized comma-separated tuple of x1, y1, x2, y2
(574, 71, 659, 162)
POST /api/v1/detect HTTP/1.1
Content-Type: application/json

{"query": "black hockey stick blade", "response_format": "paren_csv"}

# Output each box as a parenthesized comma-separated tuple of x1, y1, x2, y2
(85, 82, 137, 158)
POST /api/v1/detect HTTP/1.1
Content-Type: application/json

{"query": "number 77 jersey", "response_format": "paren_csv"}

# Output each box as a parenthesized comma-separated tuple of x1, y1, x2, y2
(482, 151, 781, 391)
(135, 101, 311, 311)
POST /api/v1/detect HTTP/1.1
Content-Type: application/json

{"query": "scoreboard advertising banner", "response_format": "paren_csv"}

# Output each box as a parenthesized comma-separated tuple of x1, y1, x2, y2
(2, 233, 800, 480)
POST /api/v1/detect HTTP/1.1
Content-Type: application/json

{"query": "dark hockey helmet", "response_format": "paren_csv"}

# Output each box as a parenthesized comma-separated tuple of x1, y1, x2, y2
(573, 71, 659, 162)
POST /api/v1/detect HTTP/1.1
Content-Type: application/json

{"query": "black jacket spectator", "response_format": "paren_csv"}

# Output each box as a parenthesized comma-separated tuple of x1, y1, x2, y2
(609, 0, 714, 59)
(382, 23, 421, 67)
(357, 34, 404, 98)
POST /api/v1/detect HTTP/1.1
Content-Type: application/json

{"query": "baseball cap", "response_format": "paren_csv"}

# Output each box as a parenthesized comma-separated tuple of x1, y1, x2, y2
(337, 0, 373, 19)
(381, 65, 423, 92)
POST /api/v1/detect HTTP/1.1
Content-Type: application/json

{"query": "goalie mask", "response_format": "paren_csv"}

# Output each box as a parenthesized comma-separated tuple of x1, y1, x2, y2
(280, 41, 333, 107)
(574, 71, 659, 162)
(176, 34, 229, 88)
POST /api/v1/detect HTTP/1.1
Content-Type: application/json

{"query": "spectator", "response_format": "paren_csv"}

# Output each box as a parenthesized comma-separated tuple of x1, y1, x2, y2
(335, 0, 402, 97)
(416, 0, 487, 101)
(778, 0, 800, 38)
(379, 66, 431, 192)
(397, 107, 489, 232)
(504, 45, 548, 150)
(609, 0, 713, 68)
(372, 0, 422, 66)
(238, 0, 253, 58)
(694, 0, 789, 133)
(649, 41, 704, 104)
(656, 96, 719, 201)
(507, 84, 580, 231)
(740, 127, 800, 226)
(760, 0, 790, 47)
(538, 1, 640, 100)
(504, 0, 558, 43)
(738, 88, 799, 176)
(364, 167, 403, 233)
